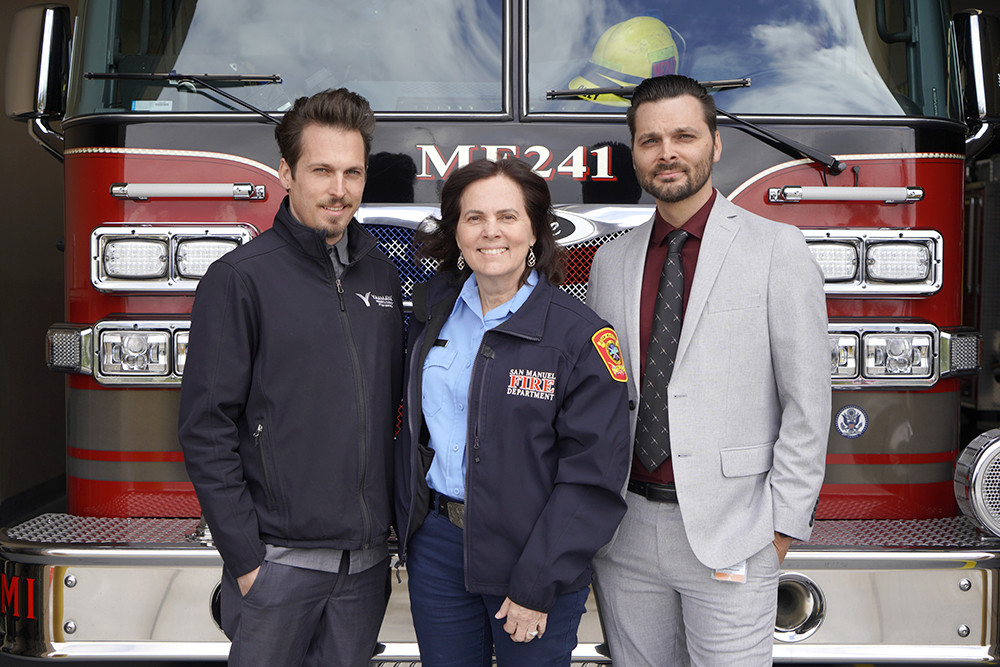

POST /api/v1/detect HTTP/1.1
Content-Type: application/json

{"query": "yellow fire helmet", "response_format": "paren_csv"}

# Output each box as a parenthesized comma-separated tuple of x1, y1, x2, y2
(568, 16, 679, 107)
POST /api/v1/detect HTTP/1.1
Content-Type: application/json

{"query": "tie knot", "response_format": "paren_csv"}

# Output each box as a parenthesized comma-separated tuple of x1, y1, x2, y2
(667, 229, 689, 255)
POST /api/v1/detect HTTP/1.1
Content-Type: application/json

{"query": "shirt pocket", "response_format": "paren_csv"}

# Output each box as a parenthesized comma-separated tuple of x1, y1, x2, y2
(422, 346, 458, 419)
(720, 441, 774, 478)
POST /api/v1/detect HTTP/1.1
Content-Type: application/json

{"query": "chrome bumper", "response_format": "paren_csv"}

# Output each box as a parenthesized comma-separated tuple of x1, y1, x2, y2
(2, 514, 999, 663)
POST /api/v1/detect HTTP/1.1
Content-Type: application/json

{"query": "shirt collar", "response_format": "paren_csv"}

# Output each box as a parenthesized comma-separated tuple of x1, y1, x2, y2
(325, 227, 351, 265)
(651, 189, 717, 247)
(457, 269, 539, 325)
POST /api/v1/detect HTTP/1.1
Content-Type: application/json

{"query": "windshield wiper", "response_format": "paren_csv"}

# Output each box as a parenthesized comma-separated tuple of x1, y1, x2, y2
(547, 78, 847, 175)
(85, 71, 283, 124)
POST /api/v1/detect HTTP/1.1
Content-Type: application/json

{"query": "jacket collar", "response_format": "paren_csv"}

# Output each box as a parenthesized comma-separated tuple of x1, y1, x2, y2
(415, 270, 554, 341)
(271, 195, 376, 265)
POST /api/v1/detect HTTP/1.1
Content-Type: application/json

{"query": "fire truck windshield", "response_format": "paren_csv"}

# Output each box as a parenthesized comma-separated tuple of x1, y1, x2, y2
(66, 0, 960, 121)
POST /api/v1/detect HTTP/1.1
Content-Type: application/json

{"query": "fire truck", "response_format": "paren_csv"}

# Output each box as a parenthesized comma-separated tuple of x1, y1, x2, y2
(4, 0, 1000, 662)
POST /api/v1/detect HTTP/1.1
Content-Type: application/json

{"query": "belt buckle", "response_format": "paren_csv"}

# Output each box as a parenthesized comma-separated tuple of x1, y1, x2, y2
(446, 501, 465, 529)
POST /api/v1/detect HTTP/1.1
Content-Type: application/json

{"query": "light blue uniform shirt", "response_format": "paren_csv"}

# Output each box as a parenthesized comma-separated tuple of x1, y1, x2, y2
(423, 270, 539, 500)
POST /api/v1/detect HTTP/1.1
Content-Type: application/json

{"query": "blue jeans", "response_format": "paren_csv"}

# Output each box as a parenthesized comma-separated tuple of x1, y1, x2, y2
(406, 510, 589, 667)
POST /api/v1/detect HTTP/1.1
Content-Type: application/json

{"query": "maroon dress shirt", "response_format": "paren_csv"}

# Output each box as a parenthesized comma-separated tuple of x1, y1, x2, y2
(631, 190, 717, 485)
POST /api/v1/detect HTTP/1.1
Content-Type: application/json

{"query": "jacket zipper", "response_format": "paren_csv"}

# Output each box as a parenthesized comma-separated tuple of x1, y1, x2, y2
(335, 277, 346, 311)
(463, 337, 494, 591)
(253, 423, 278, 511)
(332, 270, 371, 549)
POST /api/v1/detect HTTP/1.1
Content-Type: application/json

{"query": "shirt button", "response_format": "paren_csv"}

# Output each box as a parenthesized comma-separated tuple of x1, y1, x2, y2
(458, 403, 464, 411)
(453, 488, 461, 495)
(465, 361, 471, 368)
(452, 446, 459, 451)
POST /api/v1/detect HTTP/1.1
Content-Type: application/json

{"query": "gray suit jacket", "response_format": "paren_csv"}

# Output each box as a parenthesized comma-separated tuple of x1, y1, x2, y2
(587, 194, 830, 569)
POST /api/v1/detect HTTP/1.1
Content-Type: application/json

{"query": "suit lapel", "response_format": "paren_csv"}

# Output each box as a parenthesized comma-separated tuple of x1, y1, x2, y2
(675, 197, 740, 367)
(622, 220, 653, 388)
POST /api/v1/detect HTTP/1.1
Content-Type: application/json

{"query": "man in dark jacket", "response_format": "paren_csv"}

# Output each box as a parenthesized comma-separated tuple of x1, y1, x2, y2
(178, 88, 404, 667)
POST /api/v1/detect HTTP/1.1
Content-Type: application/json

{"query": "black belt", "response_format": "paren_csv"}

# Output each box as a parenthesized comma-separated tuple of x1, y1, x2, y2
(429, 489, 465, 529)
(628, 480, 678, 503)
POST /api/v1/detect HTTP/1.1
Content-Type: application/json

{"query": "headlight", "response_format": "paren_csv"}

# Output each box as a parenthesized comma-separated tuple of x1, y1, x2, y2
(830, 323, 949, 388)
(92, 225, 254, 292)
(802, 229, 941, 295)
(863, 332, 933, 378)
(48, 320, 190, 384)
(829, 334, 858, 378)
(866, 242, 931, 283)
(99, 330, 171, 376)
(176, 238, 240, 278)
(809, 242, 858, 283)
(103, 238, 169, 279)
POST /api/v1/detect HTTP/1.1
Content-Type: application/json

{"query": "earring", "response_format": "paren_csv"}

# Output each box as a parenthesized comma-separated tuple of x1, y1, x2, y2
(457, 253, 465, 270)
(527, 247, 536, 267)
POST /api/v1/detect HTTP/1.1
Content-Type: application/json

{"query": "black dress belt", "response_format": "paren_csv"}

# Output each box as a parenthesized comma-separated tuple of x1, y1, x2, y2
(627, 480, 678, 503)
(429, 488, 465, 529)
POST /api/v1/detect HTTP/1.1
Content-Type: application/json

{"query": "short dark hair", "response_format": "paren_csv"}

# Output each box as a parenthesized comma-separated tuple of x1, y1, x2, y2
(274, 88, 376, 174)
(626, 75, 717, 140)
(416, 159, 565, 286)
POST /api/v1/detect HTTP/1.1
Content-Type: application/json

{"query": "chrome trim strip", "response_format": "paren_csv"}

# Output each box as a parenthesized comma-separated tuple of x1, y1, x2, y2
(771, 645, 996, 662)
(38, 642, 232, 660)
(356, 204, 654, 245)
(64, 147, 280, 178)
(769, 185, 923, 204)
(803, 228, 943, 296)
(355, 205, 439, 229)
(728, 152, 964, 199)
(110, 182, 266, 200)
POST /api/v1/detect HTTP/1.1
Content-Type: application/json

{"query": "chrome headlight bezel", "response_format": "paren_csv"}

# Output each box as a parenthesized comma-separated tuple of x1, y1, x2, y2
(803, 229, 942, 295)
(829, 323, 939, 388)
(91, 225, 255, 292)
(91, 320, 190, 385)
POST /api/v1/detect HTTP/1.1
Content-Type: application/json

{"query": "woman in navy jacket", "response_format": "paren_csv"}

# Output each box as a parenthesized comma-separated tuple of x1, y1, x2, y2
(395, 158, 631, 667)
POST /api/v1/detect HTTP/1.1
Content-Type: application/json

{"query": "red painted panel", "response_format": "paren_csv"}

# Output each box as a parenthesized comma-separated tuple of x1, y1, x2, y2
(68, 477, 200, 518)
(817, 482, 957, 520)
(63, 150, 283, 324)
(730, 156, 965, 325)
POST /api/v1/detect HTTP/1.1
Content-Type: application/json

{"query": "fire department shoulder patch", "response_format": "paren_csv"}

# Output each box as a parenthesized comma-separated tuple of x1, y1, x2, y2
(592, 327, 628, 383)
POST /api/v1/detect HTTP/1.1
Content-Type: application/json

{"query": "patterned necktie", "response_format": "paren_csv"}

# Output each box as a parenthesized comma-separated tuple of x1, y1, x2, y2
(634, 228, 689, 472)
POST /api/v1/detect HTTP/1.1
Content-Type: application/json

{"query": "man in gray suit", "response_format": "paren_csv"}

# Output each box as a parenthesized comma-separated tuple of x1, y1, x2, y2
(587, 75, 830, 665)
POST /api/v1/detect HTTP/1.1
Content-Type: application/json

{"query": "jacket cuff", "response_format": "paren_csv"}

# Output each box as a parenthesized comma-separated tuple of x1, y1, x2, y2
(506, 592, 551, 615)
(223, 542, 267, 580)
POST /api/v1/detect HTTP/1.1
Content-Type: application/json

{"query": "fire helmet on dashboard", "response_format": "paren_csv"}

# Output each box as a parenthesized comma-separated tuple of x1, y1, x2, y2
(568, 16, 679, 107)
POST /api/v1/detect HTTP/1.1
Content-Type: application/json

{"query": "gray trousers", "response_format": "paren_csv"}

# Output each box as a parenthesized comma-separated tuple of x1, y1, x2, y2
(592, 491, 779, 667)
(221, 557, 390, 667)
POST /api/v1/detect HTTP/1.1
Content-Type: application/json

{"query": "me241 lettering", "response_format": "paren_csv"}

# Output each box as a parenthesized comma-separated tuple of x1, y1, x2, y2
(417, 144, 617, 181)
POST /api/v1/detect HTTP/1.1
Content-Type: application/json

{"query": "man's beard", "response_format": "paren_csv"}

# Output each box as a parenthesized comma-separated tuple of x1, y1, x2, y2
(638, 156, 712, 204)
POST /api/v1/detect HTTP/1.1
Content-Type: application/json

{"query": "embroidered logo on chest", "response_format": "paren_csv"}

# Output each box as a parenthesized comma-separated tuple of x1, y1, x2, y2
(355, 292, 395, 308)
(507, 368, 556, 401)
